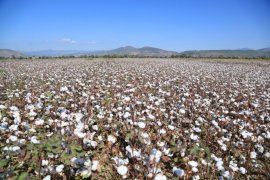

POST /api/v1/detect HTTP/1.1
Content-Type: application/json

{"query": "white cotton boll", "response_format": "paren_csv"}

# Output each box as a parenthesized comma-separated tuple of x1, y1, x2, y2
(168, 125, 175, 130)
(112, 157, 129, 166)
(157, 141, 165, 147)
(98, 135, 103, 141)
(154, 173, 167, 180)
(229, 161, 238, 171)
(137, 122, 146, 129)
(265, 152, 270, 158)
(84, 159, 91, 168)
(126, 145, 141, 158)
(239, 167, 247, 174)
(76, 132, 86, 139)
(150, 149, 162, 162)
(211, 120, 219, 127)
(42, 160, 49, 166)
(264, 131, 270, 139)
(31, 136, 40, 144)
(92, 125, 98, 131)
(35, 119, 44, 126)
(193, 127, 201, 133)
(56, 164, 64, 173)
(78, 168, 91, 178)
(117, 165, 128, 177)
(123, 112, 131, 119)
(12, 146, 20, 151)
(188, 161, 198, 167)
(179, 109, 185, 114)
(255, 144, 264, 153)
(43, 175, 51, 180)
(75, 113, 84, 122)
(216, 160, 224, 171)
(159, 129, 166, 134)
(250, 151, 257, 159)
(192, 167, 198, 172)
(9, 135, 18, 142)
(90, 140, 97, 148)
(124, 96, 131, 102)
(29, 110, 37, 117)
(241, 130, 253, 139)
(91, 160, 99, 171)
(222, 171, 231, 179)
(0, 105, 7, 110)
(108, 135, 117, 144)
(60, 86, 68, 92)
(190, 133, 199, 141)
(148, 114, 155, 120)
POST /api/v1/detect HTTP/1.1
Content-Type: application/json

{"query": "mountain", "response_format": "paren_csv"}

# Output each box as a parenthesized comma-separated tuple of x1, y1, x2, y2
(180, 49, 270, 58)
(0, 49, 25, 58)
(89, 46, 178, 56)
(3, 46, 270, 58)
(23, 50, 89, 56)
(258, 47, 270, 52)
(24, 46, 178, 57)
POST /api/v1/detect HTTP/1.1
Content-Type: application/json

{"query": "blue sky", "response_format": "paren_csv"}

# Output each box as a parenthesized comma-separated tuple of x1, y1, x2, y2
(0, 0, 269, 51)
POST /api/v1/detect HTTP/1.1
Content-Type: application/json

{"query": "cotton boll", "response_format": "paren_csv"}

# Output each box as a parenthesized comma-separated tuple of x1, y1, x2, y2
(56, 164, 64, 173)
(154, 173, 167, 180)
(117, 165, 128, 177)
(91, 160, 99, 171)
(108, 135, 117, 144)
(250, 151, 257, 159)
(239, 167, 247, 174)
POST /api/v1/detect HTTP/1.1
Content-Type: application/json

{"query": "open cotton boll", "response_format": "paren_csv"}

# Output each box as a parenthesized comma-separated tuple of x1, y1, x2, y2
(43, 175, 51, 180)
(150, 149, 162, 163)
(117, 165, 128, 178)
(91, 160, 99, 171)
(35, 119, 44, 126)
(126, 145, 141, 158)
(188, 161, 198, 167)
(137, 122, 146, 128)
(30, 136, 40, 144)
(60, 86, 68, 92)
(77, 168, 91, 178)
(112, 157, 129, 166)
(239, 167, 247, 174)
(154, 173, 167, 180)
(190, 133, 199, 141)
(56, 164, 64, 173)
(108, 135, 117, 144)
(250, 151, 257, 159)
(9, 135, 18, 142)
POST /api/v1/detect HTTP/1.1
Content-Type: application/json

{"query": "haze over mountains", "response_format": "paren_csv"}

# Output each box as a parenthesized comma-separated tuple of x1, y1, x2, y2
(1, 46, 270, 58)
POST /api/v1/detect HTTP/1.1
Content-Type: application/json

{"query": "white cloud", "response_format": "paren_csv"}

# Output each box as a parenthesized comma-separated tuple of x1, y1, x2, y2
(58, 38, 77, 44)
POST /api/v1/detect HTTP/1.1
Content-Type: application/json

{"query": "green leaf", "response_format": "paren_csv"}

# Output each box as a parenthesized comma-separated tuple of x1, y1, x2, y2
(0, 159, 9, 168)
(17, 172, 28, 180)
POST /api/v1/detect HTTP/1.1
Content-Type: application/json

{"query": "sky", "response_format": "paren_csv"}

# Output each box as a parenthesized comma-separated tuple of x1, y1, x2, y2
(0, 0, 270, 52)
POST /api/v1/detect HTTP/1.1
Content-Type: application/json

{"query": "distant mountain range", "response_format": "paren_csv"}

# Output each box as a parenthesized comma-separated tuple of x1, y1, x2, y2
(181, 48, 270, 58)
(0, 49, 25, 58)
(1, 46, 270, 58)
(22, 46, 178, 57)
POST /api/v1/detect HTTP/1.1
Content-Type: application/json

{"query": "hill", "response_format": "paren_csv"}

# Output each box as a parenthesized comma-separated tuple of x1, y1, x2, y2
(0, 49, 25, 58)
(92, 46, 178, 56)
(180, 49, 270, 58)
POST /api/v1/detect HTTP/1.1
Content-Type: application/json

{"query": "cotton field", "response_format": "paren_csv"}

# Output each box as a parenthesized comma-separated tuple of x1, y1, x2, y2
(0, 58, 269, 179)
